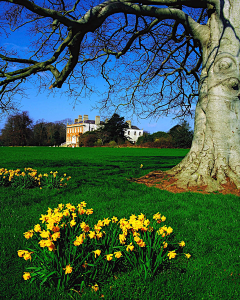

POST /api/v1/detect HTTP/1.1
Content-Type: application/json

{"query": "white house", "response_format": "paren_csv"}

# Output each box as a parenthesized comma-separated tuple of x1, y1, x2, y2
(124, 120, 143, 143)
(66, 115, 143, 146)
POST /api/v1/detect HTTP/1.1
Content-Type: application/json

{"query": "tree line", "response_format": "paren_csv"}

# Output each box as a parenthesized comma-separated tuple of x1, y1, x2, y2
(136, 121, 193, 149)
(0, 111, 70, 146)
(78, 114, 193, 149)
(0, 111, 193, 148)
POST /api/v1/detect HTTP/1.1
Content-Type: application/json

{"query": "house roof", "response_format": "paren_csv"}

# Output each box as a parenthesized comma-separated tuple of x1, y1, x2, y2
(73, 120, 104, 125)
(71, 120, 141, 130)
(129, 125, 141, 130)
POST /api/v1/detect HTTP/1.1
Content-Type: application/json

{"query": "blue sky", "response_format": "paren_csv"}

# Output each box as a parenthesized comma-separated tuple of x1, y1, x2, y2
(0, 14, 195, 134)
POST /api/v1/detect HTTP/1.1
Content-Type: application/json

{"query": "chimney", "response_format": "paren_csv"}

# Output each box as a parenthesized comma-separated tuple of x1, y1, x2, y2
(95, 116, 100, 125)
(78, 115, 82, 122)
(74, 118, 78, 123)
(83, 114, 88, 123)
(126, 120, 131, 128)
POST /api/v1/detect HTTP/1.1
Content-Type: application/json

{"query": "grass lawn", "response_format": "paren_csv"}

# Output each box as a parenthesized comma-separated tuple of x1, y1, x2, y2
(0, 147, 239, 299)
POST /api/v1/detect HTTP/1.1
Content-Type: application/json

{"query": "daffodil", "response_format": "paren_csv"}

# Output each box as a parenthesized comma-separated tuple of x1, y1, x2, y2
(89, 231, 96, 239)
(52, 232, 60, 241)
(86, 208, 93, 215)
(70, 219, 76, 227)
(74, 234, 85, 246)
(163, 241, 168, 248)
(126, 243, 134, 252)
(39, 240, 47, 247)
(40, 230, 50, 238)
(23, 251, 32, 261)
(105, 254, 113, 261)
(185, 253, 191, 259)
(153, 212, 161, 220)
(58, 203, 64, 210)
(64, 264, 73, 274)
(179, 241, 185, 247)
(103, 218, 111, 226)
(167, 250, 177, 260)
(111, 216, 118, 223)
(93, 249, 101, 258)
(23, 230, 34, 239)
(114, 251, 122, 258)
(166, 227, 173, 235)
(92, 284, 99, 292)
(96, 231, 103, 239)
(17, 250, 27, 257)
(119, 233, 126, 244)
(161, 215, 166, 222)
(23, 272, 31, 280)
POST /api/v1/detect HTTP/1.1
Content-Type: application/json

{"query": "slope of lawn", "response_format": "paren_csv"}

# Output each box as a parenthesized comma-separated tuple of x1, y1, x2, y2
(0, 147, 239, 299)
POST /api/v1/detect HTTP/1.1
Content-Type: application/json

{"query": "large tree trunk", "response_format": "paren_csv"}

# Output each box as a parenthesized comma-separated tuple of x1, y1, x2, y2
(168, 1, 240, 192)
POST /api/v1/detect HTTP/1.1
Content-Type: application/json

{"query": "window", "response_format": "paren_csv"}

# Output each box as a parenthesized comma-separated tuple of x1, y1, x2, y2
(128, 131, 130, 135)
(134, 131, 136, 135)
(139, 132, 142, 136)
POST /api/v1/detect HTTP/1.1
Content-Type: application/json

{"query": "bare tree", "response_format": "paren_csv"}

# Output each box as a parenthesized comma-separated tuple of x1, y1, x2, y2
(1, 0, 240, 191)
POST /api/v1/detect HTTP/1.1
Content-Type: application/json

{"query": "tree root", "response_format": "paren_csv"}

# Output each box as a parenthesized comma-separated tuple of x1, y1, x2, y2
(131, 170, 240, 195)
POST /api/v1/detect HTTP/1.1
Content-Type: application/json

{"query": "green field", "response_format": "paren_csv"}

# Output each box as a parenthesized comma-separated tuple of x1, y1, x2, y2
(0, 147, 239, 299)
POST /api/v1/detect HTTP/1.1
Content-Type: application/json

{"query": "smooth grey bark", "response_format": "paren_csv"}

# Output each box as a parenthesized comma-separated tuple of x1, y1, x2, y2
(168, 0, 240, 191)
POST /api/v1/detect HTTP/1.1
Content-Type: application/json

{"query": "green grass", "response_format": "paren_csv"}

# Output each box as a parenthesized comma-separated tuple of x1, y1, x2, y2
(0, 147, 239, 300)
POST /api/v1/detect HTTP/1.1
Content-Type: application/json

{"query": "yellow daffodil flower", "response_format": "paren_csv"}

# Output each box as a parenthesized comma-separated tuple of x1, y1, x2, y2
(80, 201, 86, 207)
(111, 216, 118, 223)
(161, 215, 166, 222)
(17, 250, 27, 257)
(70, 220, 76, 227)
(34, 224, 41, 232)
(114, 251, 122, 258)
(92, 284, 99, 292)
(126, 243, 134, 252)
(105, 254, 113, 261)
(153, 212, 161, 220)
(64, 264, 73, 274)
(88, 231, 96, 239)
(23, 272, 31, 280)
(166, 227, 173, 235)
(93, 249, 101, 258)
(86, 208, 93, 215)
(167, 250, 177, 260)
(23, 230, 34, 239)
(40, 230, 50, 238)
(179, 241, 186, 247)
(51, 232, 60, 241)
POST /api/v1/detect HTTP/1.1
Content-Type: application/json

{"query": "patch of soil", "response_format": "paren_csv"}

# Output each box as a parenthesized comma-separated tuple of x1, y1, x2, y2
(130, 170, 240, 196)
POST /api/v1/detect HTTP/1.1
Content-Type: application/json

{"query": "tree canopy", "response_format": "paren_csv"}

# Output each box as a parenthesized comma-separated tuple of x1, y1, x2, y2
(0, 111, 67, 146)
(99, 113, 129, 143)
(0, 0, 208, 117)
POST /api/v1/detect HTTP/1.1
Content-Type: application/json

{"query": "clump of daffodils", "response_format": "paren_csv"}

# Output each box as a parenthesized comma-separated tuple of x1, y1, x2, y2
(19, 202, 191, 294)
(0, 167, 71, 189)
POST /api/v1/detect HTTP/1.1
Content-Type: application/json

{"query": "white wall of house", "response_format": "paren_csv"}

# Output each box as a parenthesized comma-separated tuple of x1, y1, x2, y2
(82, 123, 102, 133)
(124, 128, 143, 143)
